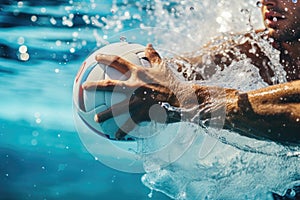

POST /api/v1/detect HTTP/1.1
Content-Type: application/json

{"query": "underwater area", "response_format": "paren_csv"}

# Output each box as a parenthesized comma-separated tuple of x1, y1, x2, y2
(0, 0, 300, 199)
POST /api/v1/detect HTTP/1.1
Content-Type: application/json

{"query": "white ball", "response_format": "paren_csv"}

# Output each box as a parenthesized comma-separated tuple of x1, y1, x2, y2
(73, 42, 149, 173)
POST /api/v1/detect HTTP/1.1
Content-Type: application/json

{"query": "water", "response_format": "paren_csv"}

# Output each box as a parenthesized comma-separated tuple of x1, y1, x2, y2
(1, 0, 299, 200)
(0, 1, 170, 199)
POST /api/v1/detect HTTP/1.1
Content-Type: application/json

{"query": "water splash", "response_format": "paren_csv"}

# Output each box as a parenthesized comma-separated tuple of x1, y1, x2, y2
(114, 1, 300, 199)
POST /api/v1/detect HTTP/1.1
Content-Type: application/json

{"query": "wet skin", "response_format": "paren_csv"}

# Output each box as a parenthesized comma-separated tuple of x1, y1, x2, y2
(83, 1, 300, 144)
(83, 44, 300, 144)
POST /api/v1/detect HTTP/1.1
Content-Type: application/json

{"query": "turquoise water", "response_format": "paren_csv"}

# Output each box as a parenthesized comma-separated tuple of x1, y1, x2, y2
(0, 0, 170, 199)
(1, 0, 300, 199)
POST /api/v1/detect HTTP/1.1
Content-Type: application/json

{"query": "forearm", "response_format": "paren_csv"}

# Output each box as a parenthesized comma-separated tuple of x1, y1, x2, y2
(229, 81, 300, 144)
(175, 81, 300, 144)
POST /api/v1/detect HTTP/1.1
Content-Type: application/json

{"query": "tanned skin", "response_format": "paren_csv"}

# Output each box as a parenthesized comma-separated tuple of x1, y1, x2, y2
(83, 0, 300, 144)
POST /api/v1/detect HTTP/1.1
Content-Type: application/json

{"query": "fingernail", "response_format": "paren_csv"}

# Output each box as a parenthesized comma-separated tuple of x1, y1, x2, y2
(94, 114, 100, 122)
(81, 83, 89, 90)
(95, 54, 106, 60)
(95, 54, 101, 60)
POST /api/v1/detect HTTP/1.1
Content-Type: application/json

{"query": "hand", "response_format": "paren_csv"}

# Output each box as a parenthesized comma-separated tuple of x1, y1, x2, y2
(83, 44, 183, 140)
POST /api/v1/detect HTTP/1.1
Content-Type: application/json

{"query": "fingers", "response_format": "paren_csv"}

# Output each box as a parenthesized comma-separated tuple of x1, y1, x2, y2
(94, 99, 129, 123)
(83, 79, 140, 92)
(93, 97, 143, 140)
(94, 97, 141, 123)
(95, 54, 137, 74)
(115, 118, 137, 140)
(145, 44, 162, 65)
(83, 80, 122, 91)
(95, 44, 162, 72)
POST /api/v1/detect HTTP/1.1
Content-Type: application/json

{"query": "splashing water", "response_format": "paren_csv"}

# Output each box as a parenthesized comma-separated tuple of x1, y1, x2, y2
(108, 0, 300, 199)
(80, 0, 300, 199)
(6, 0, 298, 199)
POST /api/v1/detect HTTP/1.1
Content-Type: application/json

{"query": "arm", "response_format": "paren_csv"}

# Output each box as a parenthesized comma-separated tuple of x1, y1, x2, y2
(83, 44, 300, 144)
(187, 82, 300, 144)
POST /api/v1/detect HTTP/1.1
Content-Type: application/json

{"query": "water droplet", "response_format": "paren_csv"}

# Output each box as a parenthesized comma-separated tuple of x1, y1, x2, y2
(41, 7, 47, 13)
(290, 189, 296, 196)
(17, 1, 23, 8)
(50, 17, 57, 25)
(19, 53, 30, 61)
(31, 15, 37, 22)
(19, 45, 27, 53)
(120, 36, 127, 42)
(273, 17, 278, 22)
(35, 118, 41, 124)
(32, 131, 39, 137)
(70, 48, 75, 53)
(17, 37, 25, 45)
(72, 32, 78, 38)
(31, 139, 38, 146)
(148, 189, 153, 198)
(292, 0, 297, 3)
(55, 40, 62, 46)
(241, 8, 250, 14)
(256, 1, 262, 8)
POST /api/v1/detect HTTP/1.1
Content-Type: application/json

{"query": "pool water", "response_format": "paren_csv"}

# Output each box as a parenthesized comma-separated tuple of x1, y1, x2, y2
(0, 0, 299, 199)
(0, 0, 170, 199)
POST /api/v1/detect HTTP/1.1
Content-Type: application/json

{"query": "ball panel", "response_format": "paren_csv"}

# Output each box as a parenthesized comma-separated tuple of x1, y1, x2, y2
(101, 114, 129, 137)
(99, 42, 145, 56)
(83, 63, 105, 112)
(77, 104, 108, 138)
(73, 42, 151, 173)
(75, 42, 149, 140)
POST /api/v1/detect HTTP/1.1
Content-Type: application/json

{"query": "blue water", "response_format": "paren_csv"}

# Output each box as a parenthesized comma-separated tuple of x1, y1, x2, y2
(1, 0, 300, 200)
(0, 0, 170, 199)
